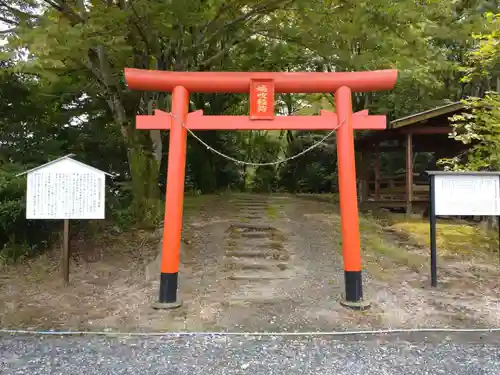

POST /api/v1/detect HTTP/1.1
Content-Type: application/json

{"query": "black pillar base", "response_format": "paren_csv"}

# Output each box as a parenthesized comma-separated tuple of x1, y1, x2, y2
(345, 270, 363, 301)
(340, 270, 371, 310)
(152, 272, 182, 310)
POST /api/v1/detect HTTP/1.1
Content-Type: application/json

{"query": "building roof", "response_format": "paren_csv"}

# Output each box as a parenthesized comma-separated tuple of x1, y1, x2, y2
(389, 101, 465, 129)
(355, 100, 471, 153)
(16, 154, 112, 177)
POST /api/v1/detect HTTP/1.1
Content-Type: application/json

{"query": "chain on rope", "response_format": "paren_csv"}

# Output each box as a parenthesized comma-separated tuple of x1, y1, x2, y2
(164, 112, 345, 167)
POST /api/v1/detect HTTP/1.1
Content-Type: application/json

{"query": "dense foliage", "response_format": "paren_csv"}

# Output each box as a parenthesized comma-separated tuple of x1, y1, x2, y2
(0, 0, 499, 261)
(443, 12, 500, 170)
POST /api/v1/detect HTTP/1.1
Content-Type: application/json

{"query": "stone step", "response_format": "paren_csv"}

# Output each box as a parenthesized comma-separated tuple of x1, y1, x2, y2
(227, 258, 289, 271)
(229, 222, 276, 231)
(241, 215, 264, 220)
(239, 231, 273, 239)
(230, 239, 285, 250)
(226, 250, 291, 261)
(228, 269, 293, 280)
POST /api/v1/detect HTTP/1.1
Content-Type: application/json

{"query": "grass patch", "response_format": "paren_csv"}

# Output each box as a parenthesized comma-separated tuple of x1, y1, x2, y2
(387, 214, 499, 258)
(266, 205, 280, 218)
(183, 194, 212, 212)
(320, 210, 425, 279)
(359, 217, 426, 275)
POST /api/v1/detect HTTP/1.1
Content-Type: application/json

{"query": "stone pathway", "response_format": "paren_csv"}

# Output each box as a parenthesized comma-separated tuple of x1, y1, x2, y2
(224, 197, 294, 304)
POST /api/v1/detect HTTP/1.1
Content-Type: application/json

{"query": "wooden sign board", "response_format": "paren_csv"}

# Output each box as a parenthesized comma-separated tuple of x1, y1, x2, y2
(25, 157, 107, 220)
(18, 155, 111, 284)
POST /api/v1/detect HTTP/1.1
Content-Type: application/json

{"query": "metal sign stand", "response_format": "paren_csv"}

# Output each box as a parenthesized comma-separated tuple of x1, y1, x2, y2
(427, 171, 500, 287)
(428, 174, 438, 287)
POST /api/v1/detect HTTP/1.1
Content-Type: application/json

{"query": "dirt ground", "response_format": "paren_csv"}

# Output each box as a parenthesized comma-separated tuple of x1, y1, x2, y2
(1, 193, 500, 332)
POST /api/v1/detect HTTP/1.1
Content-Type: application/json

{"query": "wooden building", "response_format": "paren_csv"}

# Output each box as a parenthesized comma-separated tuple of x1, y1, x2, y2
(355, 102, 470, 214)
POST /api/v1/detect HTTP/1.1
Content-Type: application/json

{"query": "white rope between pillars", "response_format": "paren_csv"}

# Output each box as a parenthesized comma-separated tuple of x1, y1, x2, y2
(1, 327, 500, 337)
(166, 111, 345, 167)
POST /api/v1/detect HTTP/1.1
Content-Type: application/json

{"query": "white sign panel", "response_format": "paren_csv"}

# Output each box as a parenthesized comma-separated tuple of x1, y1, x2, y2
(25, 159, 106, 220)
(434, 174, 500, 216)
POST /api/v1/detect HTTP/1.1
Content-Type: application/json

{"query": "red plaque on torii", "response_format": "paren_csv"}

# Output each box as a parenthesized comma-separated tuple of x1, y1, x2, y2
(249, 79, 274, 120)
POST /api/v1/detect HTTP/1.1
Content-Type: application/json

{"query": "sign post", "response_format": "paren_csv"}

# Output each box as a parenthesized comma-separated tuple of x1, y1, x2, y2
(17, 154, 111, 284)
(63, 219, 70, 283)
(427, 171, 500, 287)
(124, 68, 398, 310)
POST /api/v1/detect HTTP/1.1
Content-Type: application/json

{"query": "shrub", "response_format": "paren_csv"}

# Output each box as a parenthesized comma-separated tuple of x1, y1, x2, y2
(0, 164, 55, 263)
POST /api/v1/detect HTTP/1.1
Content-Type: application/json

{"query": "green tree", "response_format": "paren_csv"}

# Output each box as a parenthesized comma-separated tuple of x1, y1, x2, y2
(441, 13, 500, 170)
(3, 0, 298, 218)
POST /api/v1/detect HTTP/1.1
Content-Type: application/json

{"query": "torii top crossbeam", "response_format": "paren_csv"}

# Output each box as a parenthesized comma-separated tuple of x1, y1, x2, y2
(124, 68, 398, 93)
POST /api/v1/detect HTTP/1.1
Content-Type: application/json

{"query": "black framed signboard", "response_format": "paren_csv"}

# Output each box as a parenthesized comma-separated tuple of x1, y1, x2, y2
(427, 171, 500, 287)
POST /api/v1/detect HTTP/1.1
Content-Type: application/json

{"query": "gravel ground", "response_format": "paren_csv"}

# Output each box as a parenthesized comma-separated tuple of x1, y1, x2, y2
(2, 333, 500, 374)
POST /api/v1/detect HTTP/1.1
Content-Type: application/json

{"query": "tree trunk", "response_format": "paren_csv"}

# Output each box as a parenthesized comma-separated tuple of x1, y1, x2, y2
(87, 45, 162, 224)
(147, 99, 163, 165)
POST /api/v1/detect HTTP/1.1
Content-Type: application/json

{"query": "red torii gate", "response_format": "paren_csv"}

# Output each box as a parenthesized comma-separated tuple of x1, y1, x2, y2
(124, 68, 398, 310)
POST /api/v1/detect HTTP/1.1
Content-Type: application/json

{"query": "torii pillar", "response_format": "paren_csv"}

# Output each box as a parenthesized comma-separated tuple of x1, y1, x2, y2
(124, 68, 398, 310)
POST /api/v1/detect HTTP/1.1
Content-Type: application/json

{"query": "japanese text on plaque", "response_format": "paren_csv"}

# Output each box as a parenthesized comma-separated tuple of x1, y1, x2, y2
(256, 85, 268, 112)
(27, 171, 104, 219)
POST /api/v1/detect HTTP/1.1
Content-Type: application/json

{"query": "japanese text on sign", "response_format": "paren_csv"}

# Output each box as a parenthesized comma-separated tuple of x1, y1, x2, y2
(434, 174, 500, 216)
(249, 79, 275, 120)
(26, 171, 105, 220)
(256, 85, 268, 112)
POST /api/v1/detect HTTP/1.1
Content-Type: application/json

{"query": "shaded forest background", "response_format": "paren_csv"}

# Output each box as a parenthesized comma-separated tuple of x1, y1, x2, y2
(1, 0, 499, 262)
